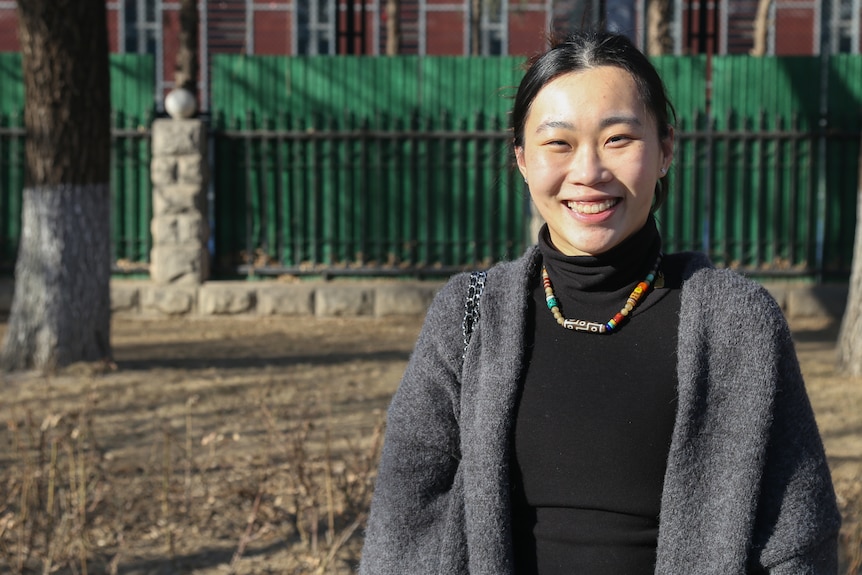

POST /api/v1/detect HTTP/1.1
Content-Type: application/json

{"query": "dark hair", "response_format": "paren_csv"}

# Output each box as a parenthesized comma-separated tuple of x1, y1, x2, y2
(512, 30, 676, 209)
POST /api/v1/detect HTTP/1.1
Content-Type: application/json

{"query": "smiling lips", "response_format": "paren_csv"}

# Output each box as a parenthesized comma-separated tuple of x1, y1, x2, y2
(566, 198, 620, 215)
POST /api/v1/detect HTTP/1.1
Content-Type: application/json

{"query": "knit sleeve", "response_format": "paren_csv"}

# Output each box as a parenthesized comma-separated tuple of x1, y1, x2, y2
(359, 274, 470, 575)
(749, 305, 841, 574)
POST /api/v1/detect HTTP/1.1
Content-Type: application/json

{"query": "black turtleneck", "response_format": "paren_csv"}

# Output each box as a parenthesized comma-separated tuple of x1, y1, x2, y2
(511, 217, 683, 575)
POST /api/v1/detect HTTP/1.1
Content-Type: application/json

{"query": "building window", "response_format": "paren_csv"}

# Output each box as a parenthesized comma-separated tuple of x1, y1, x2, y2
(124, 0, 158, 54)
(297, 0, 335, 54)
(479, 0, 507, 55)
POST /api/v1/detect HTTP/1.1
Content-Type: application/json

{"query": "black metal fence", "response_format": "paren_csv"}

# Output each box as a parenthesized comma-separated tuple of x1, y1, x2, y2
(210, 113, 860, 280)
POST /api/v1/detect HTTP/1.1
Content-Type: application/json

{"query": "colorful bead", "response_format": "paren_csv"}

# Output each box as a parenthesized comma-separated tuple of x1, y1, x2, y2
(541, 253, 662, 335)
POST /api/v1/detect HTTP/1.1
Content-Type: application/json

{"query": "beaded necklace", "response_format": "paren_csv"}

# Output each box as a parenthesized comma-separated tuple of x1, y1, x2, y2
(541, 253, 663, 334)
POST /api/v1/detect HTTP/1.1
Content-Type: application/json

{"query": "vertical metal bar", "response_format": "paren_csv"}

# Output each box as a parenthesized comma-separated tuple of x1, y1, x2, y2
(721, 113, 731, 263)
(703, 107, 714, 254)
(117, 0, 126, 53)
(853, 0, 861, 54)
(290, 0, 298, 54)
(359, 118, 368, 265)
(329, 0, 337, 54)
(815, 3, 831, 280)
(324, 116, 334, 263)
(244, 110, 254, 277)
(501, 0, 508, 55)
(137, 0, 146, 53)
(788, 115, 798, 266)
(275, 113, 285, 265)
(830, 0, 841, 54)
(719, 0, 727, 54)
(309, 0, 319, 54)
(772, 115, 781, 267)
(674, 0, 683, 54)
(767, 0, 776, 55)
(755, 110, 765, 268)
(742, 115, 752, 266)
(371, 0, 380, 55)
(814, 0, 822, 54)
(472, 113, 481, 264)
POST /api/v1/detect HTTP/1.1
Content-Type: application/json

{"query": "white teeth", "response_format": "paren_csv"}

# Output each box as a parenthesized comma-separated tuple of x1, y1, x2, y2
(566, 198, 619, 214)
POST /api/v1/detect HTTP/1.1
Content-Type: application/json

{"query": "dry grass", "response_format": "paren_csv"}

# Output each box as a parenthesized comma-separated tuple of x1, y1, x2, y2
(0, 314, 860, 574)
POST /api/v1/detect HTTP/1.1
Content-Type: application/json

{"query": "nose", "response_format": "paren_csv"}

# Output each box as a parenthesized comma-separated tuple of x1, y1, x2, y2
(568, 144, 608, 186)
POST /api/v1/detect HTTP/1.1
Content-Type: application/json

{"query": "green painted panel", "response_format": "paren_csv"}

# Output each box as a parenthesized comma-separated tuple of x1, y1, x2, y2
(652, 55, 708, 257)
(1, 53, 154, 270)
(207, 55, 861, 277)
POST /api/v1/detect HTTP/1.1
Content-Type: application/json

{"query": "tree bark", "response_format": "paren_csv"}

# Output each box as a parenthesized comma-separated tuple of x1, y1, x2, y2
(1, 0, 112, 372)
(750, 0, 772, 56)
(385, 0, 399, 56)
(837, 136, 862, 375)
(647, 0, 673, 56)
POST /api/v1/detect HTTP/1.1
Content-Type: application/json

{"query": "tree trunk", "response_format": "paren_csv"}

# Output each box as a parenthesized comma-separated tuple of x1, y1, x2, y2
(837, 137, 862, 375)
(1, 0, 112, 372)
(175, 0, 199, 93)
(385, 0, 399, 56)
(647, 0, 673, 56)
(750, 0, 772, 56)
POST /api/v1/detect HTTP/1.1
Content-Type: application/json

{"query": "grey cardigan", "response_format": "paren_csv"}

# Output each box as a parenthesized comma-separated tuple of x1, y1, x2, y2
(360, 247, 840, 574)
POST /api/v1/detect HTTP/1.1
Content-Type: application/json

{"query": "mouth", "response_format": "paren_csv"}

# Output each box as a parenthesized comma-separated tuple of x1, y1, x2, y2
(566, 198, 620, 215)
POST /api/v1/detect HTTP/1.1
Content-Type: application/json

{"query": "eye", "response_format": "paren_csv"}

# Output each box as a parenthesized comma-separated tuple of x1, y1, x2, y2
(607, 134, 632, 146)
(544, 139, 570, 149)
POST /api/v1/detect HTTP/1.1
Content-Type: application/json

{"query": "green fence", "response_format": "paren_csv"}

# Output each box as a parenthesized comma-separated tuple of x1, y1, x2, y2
(2, 54, 861, 280)
(211, 54, 862, 279)
(0, 53, 154, 272)
(210, 55, 529, 275)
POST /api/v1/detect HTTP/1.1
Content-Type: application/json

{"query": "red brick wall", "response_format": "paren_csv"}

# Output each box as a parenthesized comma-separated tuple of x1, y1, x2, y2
(0, 7, 18, 51)
(426, 10, 465, 55)
(774, 8, 816, 55)
(509, 7, 548, 56)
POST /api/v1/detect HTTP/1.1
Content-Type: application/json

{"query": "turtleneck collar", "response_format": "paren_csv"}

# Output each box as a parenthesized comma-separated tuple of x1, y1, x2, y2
(538, 216, 662, 308)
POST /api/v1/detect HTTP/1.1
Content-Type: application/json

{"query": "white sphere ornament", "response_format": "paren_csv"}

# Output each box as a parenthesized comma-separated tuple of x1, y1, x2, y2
(165, 88, 197, 119)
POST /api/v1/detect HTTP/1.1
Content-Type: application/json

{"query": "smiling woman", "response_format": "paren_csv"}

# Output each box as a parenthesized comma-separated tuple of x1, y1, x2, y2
(514, 66, 672, 257)
(360, 31, 841, 575)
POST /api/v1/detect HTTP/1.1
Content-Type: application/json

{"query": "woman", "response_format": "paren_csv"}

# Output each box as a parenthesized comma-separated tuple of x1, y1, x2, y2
(360, 31, 840, 574)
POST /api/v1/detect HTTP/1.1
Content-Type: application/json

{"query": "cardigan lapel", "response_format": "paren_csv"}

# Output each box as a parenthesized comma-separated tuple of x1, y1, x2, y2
(459, 249, 538, 575)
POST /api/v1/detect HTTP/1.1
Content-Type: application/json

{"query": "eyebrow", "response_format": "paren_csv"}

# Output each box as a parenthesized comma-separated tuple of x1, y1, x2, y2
(534, 115, 643, 133)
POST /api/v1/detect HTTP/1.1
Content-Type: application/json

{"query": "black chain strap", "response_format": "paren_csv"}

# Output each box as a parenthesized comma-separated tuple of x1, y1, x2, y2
(462, 270, 487, 359)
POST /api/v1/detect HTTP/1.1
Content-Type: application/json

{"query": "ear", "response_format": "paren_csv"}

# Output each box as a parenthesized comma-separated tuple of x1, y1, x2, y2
(660, 126, 675, 173)
(515, 146, 527, 179)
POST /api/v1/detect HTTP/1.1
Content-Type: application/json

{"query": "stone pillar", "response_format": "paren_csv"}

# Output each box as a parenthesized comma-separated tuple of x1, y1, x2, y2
(150, 119, 209, 284)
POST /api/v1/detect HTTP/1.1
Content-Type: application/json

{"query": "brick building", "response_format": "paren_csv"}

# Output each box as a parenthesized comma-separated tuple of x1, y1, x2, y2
(0, 0, 859, 112)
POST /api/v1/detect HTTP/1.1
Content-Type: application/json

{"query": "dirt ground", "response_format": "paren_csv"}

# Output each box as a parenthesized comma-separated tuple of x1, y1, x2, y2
(0, 314, 860, 574)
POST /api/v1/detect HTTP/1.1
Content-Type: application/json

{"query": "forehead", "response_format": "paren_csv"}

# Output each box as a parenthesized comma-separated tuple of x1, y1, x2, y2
(526, 66, 649, 126)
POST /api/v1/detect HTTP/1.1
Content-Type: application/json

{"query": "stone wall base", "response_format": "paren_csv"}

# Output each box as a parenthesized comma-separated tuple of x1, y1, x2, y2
(0, 279, 849, 320)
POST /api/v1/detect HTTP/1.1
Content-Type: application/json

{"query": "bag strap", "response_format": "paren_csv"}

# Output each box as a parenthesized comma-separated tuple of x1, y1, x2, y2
(462, 270, 487, 358)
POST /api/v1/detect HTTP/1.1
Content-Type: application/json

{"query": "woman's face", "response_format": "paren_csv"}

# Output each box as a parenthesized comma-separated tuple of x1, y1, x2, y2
(515, 66, 673, 256)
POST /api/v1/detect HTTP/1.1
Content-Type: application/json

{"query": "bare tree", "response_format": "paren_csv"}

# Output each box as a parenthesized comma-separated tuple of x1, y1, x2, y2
(750, 0, 772, 56)
(1, 0, 112, 371)
(837, 144, 862, 375)
(647, 0, 673, 56)
(175, 0, 199, 93)
(386, 0, 400, 55)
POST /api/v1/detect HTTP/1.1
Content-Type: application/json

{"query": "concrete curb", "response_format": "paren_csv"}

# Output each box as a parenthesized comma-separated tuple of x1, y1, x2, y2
(0, 279, 849, 321)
